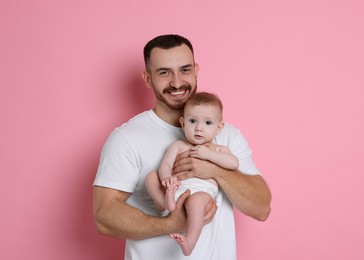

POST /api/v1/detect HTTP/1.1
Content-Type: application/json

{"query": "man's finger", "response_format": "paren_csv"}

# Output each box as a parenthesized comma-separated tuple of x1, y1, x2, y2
(203, 198, 218, 225)
(175, 171, 192, 181)
(175, 150, 190, 161)
(176, 189, 191, 207)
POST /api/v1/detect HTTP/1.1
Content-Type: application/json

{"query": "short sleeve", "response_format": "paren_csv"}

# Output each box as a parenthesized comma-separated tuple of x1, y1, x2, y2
(93, 129, 140, 192)
(216, 123, 260, 175)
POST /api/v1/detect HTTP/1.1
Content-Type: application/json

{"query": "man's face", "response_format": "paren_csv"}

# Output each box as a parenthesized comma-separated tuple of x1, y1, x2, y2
(143, 44, 199, 110)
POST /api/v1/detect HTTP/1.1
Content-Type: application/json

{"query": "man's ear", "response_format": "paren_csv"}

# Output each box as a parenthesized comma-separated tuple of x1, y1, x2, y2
(194, 63, 199, 77)
(142, 71, 152, 88)
(179, 117, 185, 128)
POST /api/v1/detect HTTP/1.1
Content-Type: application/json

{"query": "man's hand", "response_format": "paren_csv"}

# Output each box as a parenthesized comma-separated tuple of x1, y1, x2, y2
(202, 196, 218, 225)
(172, 150, 220, 181)
(189, 144, 211, 160)
(172, 151, 271, 221)
(167, 189, 190, 233)
(167, 188, 217, 233)
(167, 189, 217, 231)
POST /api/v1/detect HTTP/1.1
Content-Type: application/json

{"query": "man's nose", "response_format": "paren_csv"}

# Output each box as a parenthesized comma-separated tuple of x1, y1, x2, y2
(170, 74, 183, 88)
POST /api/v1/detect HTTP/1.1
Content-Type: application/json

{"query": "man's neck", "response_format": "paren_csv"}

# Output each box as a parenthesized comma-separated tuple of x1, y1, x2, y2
(153, 106, 183, 127)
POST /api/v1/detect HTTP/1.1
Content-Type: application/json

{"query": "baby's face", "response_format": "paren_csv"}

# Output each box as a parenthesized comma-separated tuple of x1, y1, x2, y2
(180, 104, 223, 145)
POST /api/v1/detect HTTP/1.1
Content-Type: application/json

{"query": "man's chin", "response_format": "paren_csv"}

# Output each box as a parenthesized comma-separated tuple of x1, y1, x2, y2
(168, 102, 185, 111)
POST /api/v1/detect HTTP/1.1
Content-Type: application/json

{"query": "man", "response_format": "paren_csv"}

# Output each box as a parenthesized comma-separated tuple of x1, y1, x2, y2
(93, 34, 271, 260)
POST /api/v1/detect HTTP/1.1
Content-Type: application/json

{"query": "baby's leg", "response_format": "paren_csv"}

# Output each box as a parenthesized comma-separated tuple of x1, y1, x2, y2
(164, 176, 180, 212)
(145, 171, 165, 211)
(170, 192, 212, 256)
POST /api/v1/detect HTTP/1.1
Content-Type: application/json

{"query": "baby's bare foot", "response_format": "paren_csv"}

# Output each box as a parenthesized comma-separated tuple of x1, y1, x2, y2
(170, 233, 193, 256)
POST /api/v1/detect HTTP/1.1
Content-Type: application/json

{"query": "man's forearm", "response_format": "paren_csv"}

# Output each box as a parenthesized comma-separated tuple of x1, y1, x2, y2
(206, 151, 239, 170)
(93, 187, 184, 240)
(95, 201, 170, 240)
(214, 169, 271, 221)
(172, 153, 271, 220)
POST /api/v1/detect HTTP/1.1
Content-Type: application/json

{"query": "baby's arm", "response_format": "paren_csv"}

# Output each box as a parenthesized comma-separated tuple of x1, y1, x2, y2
(158, 141, 186, 186)
(189, 144, 239, 170)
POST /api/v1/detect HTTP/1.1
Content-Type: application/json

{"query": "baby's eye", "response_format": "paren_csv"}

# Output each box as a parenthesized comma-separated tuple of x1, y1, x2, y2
(189, 119, 196, 123)
(206, 121, 213, 125)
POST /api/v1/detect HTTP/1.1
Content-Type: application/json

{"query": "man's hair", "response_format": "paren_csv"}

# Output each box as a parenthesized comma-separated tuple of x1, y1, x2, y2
(143, 34, 194, 70)
(185, 92, 223, 119)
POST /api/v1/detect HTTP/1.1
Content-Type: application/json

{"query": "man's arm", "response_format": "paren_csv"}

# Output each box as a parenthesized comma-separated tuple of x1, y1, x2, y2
(214, 169, 271, 221)
(93, 185, 218, 239)
(172, 154, 271, 221)
(93, 186, 188, 240)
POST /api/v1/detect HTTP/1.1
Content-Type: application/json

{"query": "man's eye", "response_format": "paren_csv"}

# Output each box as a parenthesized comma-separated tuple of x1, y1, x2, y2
(182, 68, 191, 73)
(159, 71, 168, 76)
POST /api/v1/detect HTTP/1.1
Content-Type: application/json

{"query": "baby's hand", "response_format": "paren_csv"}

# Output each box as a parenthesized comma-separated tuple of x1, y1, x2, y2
(162, 176, 181, 191)
(189, 145, 210, 160)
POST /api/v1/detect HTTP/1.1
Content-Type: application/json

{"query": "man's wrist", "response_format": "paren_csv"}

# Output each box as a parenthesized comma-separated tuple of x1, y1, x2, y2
(213, 166, 234, 183)
(163, 214, 185, 234)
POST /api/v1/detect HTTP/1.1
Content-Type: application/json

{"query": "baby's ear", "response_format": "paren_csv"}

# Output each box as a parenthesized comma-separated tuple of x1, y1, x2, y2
(217, 122, 225, 134)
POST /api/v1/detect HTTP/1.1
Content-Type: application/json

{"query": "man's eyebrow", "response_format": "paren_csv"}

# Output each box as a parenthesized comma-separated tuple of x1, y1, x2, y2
(181, 64, 193, 69)
(155, 64, 193, 72)
(156, 67, 170, 72)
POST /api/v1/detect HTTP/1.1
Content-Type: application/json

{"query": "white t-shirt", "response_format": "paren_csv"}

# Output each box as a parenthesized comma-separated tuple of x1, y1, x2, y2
(94, 110, 260, 260)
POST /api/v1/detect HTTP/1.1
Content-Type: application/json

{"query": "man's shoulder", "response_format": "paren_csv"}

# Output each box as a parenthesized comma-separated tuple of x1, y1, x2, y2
(112, 110, 151, 132)
(123, 110, 151, 126)
(220, 122, 241, 136)
(104, 111, 151, 143)
(215, 122, 247, 147)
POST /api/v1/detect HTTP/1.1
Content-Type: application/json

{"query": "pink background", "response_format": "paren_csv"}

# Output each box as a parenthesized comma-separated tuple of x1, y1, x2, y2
(1, 0, 363, 259)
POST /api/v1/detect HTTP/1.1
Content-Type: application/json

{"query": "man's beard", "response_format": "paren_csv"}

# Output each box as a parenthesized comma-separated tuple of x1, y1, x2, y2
(154, 84, 197, 111)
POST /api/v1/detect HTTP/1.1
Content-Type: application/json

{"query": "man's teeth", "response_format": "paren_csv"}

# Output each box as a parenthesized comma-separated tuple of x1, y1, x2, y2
(170, 90, 185, 95)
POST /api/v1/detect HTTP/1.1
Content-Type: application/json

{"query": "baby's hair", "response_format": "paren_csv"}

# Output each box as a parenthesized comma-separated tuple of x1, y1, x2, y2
(185, 92, 223, 119)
